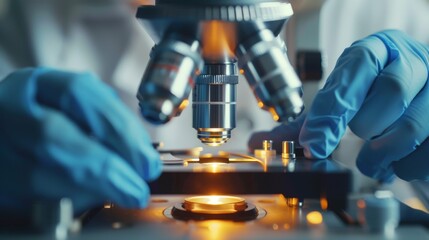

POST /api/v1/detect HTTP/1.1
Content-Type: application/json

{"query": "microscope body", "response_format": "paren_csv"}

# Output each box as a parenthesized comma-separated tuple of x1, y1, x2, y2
(136, 0, 303, 146)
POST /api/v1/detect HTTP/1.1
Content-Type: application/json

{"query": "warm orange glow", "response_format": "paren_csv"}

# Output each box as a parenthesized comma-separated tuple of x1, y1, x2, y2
(178, 99, 189, 112)
(206, 142, 222, 147)
(254, 149, 276, 159)
(130, 0, 155, 7)
(320, 197, 328, 210)
(207, 163, 222, 173)
(268, 107, 280, 121)
(202, 21, 236, 62)
(239, 69, 245, 75)
(357, 199, 366, 209)
(277, 194, 288, 206)
(183, 195, 246, 214)
(199, 153, 229, 164)
(200, 220, 227, 240)
(306, 211, 323, 225)
(286, 198, 299, 208)
(220, 151, 267, 169)
(257, 101, 264, 109)
(272, 224, 279, 230)
(191, 162, 236, 173)
(282, 158, 289, 166)
(356, 199, 366, 224)
(403, 197, 429, 213)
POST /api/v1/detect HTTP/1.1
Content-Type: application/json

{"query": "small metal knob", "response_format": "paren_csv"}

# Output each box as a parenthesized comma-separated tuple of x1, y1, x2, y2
(282, 141, 296, 159)
(262, 140, 273, 151)
(254, 139, 276, 158)
(364, 191, 399, 235)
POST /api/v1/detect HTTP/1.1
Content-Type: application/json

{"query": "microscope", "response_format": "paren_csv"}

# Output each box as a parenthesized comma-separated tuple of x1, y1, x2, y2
(131, 0, 351, 224)
(136, 0, 304, 146)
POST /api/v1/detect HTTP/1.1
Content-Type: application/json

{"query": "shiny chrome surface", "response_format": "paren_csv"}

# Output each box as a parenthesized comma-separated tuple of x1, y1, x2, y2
(263, 140, 273, 151)
(193, 63, 238, 146)
(282, 141, 296, 159)
(237, 29, 304, 122)
(137, 37, 203, 124)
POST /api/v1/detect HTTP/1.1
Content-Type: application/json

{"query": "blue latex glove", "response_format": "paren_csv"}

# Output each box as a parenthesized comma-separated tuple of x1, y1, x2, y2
(0, 68, 161, 216)
(249, 30, 429, 182)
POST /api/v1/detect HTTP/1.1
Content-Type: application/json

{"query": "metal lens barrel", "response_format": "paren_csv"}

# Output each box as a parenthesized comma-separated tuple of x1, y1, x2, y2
(137, 38, 202, 124)
(193, 64, 238, 146)
(237, 29, 304, 122)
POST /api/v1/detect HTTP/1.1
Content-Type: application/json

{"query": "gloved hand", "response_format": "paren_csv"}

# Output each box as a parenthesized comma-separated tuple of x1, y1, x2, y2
(249, 30, 429, 182)
(0, 68, 161, 216)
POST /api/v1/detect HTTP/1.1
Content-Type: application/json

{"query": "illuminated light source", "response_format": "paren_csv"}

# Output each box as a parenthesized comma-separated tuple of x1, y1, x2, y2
(192, 162, 236, 173)
(183, 195, 247, 214)
(201, 21, 236, 62)
(170, 195, 261, 221)
(196, 153, 230, 173)
(207, 163, 222, 173)
(306, 211, 323, 225)
(320, 197, 328, 210)
(199, 153, 229, 164)
(206, 142, 221, 147)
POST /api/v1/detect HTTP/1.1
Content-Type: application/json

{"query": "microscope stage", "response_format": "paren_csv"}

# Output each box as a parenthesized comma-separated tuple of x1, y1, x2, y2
(150, 151, 351, 210)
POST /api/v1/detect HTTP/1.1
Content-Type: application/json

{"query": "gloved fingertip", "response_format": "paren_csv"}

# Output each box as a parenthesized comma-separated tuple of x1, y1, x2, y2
(140, 146, 162, 181)
(301, 141, 329, 159)
(146, 158, 163, 182)
(101, 154, 153, 209)
(356, 152, 395, 183)
(136, 191, 151, 209)
(121, 181, 151, 209)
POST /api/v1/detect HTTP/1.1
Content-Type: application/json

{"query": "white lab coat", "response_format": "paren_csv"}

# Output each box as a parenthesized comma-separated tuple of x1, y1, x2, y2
(320, 0, 429, 80)
(0, 0, 277, 150)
